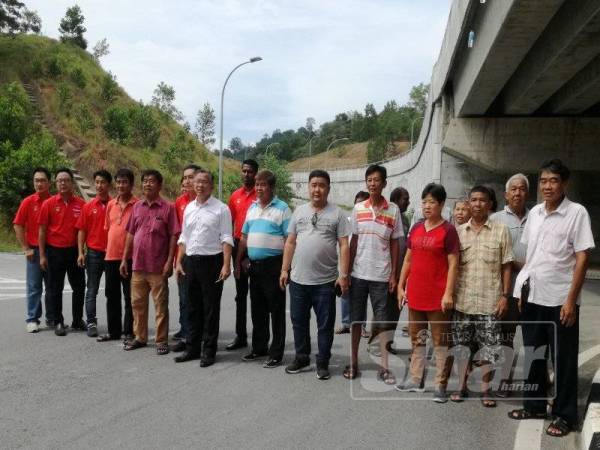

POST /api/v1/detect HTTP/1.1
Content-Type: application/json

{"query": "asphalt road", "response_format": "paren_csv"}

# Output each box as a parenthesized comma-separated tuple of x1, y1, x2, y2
(1, 251, 599, 450)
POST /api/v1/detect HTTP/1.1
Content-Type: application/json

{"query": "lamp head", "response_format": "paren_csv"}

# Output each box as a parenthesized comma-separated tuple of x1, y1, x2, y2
(250, 57, 262, 63)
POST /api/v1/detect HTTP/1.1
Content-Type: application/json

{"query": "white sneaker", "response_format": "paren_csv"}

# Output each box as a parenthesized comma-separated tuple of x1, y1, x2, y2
(26, 322, 39, 333)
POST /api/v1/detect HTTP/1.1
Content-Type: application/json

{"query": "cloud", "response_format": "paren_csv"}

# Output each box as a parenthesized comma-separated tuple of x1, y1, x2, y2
(27, 0, 451, 145)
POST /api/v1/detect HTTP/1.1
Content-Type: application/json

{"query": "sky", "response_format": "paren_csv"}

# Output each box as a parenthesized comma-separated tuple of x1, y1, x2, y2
(26, 0, 452, 147)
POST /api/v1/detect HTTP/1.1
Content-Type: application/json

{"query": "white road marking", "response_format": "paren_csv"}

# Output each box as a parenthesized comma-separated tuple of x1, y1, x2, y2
(513, 343, 600, 449)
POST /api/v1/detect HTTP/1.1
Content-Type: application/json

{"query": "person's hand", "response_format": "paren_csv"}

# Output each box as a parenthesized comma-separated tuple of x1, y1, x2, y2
(216, 264, 231, 283)
(388, 276, 398, 293)
(77, 253, 85, 268)
(279, 270, 289, 291)
(119, 260, 128, 278)
(397, 286, 406, 308)
(162, 261, 173, 278)
(495, 296, 508, 319)
(441, 293, 454, 313)
(336, 276, 349, 295)
(516, 297, 522, 314)
(175, 261, 186, 279)
(560, 302, 577, 327)
(24, 248, 34, 262)
(39, 254, 48, 271)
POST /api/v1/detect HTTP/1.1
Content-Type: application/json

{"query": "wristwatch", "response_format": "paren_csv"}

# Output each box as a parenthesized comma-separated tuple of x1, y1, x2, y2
(502, 292, 510, 298)
(339, 273, 348, 279)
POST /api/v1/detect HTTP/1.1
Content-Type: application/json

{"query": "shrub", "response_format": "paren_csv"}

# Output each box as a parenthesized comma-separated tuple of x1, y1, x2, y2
(75, 104, 94, 134)
(161, 130, 195, 174)
(57, 82, 71, 113)
(101, 72, 118, 102)
(0, 131, 66, 216)
(129, 103, 161, 148)
(256, 152, 293, 205)
(103, 105, 129, 143)
(46, 55, 63, 78)
(70, 66, 86, 88)
(31, 58, 44, 77)
(0, 82, 31, 148)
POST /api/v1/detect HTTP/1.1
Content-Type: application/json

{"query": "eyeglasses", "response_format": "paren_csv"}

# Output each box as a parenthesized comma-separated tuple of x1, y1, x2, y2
(311, 212, 318, 227)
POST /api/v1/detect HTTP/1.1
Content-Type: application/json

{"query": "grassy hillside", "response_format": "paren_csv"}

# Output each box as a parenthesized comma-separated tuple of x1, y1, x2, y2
(0, 34, 238, 199)
(286, 140, 410, 171)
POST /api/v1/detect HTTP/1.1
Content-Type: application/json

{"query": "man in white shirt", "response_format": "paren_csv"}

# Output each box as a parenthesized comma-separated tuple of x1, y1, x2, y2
(509, 159, 595, 437)
(174, 169, 234, 368)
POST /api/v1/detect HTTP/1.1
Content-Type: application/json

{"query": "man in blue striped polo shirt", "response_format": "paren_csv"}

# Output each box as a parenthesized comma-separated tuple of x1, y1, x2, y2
(234, 170, 291, 368)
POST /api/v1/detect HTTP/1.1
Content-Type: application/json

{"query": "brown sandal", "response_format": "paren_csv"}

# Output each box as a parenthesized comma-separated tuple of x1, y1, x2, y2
(343, 365, 360, 379)
(156, 343, 170, 355)
(124, 339, 147, 351)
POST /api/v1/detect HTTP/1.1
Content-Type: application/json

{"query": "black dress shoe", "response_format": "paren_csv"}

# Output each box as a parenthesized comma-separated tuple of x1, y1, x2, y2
(170, 341, 186, 352)
(55, 323, 67, 336)
(226, 338, 248, 351)
(200, 357, 215, 367)
(174, 351, 200, 363)
(71, 319, 86, 331)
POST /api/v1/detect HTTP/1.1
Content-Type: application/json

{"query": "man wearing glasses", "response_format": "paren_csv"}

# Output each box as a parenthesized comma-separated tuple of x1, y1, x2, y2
(279, 170, 350, 380)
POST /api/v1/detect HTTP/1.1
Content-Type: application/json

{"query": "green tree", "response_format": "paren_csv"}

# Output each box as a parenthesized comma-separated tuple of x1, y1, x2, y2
(103, 105, 129, 143)
(257, 152, 292, 205)
(195, 102, 215, 148)
(0, 131, 66, 216)
(0, 82, 30, 148)
(151, 82, 182, 121)
(92, 37, 109, 61)
(19, 8, 41, 34)
(408, 83, 430, 116)
(161, 130, 195, 174)
(0, 0, 39, 34)
(367, 135, 387, 163)
(229, 137, 243, 154)
(58, 4, 87, 49)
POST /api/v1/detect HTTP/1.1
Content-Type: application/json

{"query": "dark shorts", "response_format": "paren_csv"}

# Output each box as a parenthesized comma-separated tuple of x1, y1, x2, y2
(349, 277, 389, 325)
(452, 310, 502, 364)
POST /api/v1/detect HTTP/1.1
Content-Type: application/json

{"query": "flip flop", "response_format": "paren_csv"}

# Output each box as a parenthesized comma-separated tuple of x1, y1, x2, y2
(546, 417, 570, 437)
(343, 365, 359, 380)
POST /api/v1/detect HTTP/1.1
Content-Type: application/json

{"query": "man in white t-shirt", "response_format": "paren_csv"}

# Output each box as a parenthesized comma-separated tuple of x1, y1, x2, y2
(509, 159, 595, 437)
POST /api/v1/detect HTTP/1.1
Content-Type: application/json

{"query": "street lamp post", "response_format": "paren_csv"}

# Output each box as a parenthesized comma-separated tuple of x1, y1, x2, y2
(409, 116, 424, 150)
(326, 137, 350, 153)
(265, 142, 280, 157)
(218, 56, 262, 199)
(307, 134, 317, 172)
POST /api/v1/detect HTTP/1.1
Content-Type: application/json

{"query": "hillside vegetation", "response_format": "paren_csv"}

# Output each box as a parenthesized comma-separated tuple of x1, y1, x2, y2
(0, 34, 239, 200)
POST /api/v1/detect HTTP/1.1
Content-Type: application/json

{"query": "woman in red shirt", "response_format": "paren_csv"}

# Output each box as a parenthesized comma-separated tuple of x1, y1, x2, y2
(395, 183, 459, 403)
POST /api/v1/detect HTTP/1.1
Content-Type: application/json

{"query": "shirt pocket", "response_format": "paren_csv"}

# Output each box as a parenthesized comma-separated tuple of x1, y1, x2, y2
(482, 241, 501, 266)
(459, 243, 473, 265)
(541, 231, 568, 255)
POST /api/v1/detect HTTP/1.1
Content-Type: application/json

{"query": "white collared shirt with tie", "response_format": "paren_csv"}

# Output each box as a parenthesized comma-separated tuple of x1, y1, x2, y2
(178, 196, 234, 255)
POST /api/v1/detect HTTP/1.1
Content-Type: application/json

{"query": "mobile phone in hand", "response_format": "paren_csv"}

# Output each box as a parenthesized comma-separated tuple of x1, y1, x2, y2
(334, 283, 342, 297)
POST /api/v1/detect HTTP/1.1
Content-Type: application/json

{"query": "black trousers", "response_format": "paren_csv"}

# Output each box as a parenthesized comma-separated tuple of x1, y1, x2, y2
(45, 245, 85, 325)
(521, 302, 579, 427)
(185, 253, 224, 359)
(232, 239, 249, 341)
(249, 255, 286, 359)
(104, 260, 133, 338)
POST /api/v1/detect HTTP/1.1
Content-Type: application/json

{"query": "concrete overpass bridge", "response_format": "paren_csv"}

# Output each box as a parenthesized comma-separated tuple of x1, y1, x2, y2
(290, 0, 600, 259)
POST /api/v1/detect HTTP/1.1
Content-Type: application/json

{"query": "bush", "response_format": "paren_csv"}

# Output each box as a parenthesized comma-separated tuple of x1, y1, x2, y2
(367, 136, 387, 163)
(31, 58, 44, 77)
(0, 131, 66, 216)
(257, 152, 293, 205)
(75, 104, 94, 134)
(161, 130, 195, 174)
(129, 103, 161, 148)
(46, 55, 63, 78)
(103, 105, 129, 143)
(70, 66, 86, 88)
(101, 72, 118, 102)
(57, 82, 71, 113)
(0, 82, 31, 148)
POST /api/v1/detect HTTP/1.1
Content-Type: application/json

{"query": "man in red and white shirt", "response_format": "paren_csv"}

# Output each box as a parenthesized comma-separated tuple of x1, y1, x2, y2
(76, 170, 112, 338)
(13, 167, 52, 333)
(226, 159, 258, 351)
(170, 164, 202, 351)
(38, 168, 86, 336)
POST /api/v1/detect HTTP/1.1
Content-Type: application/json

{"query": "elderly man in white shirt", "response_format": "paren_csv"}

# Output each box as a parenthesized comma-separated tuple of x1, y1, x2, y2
(508, 160, 595, 438)
(174, 169, 234, 368)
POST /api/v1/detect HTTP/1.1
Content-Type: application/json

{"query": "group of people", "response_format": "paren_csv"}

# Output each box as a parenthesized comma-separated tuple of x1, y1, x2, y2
(13, 157, 594, 438)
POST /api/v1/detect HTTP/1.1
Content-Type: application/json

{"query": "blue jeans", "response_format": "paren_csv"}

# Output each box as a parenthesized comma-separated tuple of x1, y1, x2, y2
(25, 247, 48, 323)
(85, 249, 105, 325)
(289, 280, 336, 366)
(340, 293, 350, 327)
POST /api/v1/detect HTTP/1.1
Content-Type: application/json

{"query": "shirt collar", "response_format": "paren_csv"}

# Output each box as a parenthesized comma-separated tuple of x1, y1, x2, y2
(54, 193, 77, 204)
(34, 191, 50, 202)
(243, 186, 256, 197)
(504, 205, 529, 220)
(364, 196, 389, 210)
(117, 195, 138, 206)
(466, 217, 492, 230)
(540, 196, 571, 217)
(254, 195, 277, 208)
(194, 196, 214, 207)
(142, 196, 164, 207)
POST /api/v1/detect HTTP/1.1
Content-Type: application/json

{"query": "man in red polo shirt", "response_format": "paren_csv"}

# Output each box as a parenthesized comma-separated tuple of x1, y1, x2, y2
(39, 168, 86, 336)
(76, 170, 112, 338)
(226, 159, 258, 351)
(13, 167, 52, 333)
(171, 164, 202, 352)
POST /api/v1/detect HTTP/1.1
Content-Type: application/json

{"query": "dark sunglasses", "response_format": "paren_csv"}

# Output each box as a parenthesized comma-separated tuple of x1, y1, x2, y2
(311, 212, 318, 227)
